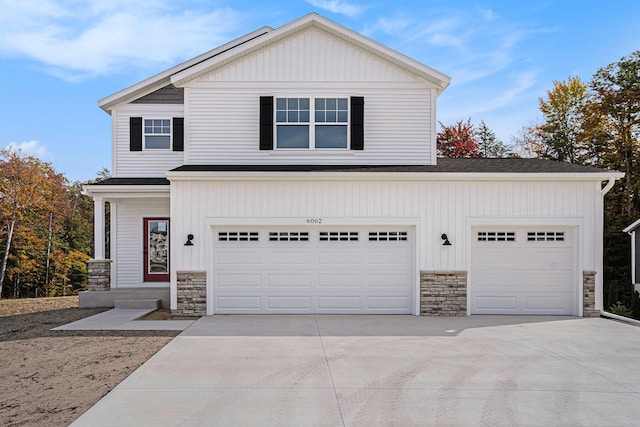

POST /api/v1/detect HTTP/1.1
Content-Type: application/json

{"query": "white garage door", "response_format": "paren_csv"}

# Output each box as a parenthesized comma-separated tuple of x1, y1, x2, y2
(471, 228, 577, 315)
(212, 227, 414, 314)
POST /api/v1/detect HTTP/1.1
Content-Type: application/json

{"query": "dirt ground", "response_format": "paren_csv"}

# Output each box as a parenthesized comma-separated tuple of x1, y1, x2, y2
(0, 296, 179, 426)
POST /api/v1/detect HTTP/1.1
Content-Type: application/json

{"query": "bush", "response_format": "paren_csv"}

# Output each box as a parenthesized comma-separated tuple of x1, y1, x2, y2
(608, 301, 633, 317)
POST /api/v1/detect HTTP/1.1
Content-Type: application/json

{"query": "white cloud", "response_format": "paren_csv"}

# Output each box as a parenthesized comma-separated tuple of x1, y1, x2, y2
(362, 17, 410, 36)
(305, 0, 362, 18)
(0, 0, 243, 80)
(6, 140, 50, 160)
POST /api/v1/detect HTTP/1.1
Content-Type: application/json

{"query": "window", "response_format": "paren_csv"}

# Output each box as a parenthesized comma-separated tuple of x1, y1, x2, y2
(369, 231, 408, 241)
(477, 231, 515, 242)
(218, 232, 259, 242)
(269, 231, 309, 241)
(527, 231, 565, 242)
(275, 97, 348, 149)
(144, 119, 171, 149)
(320, 231, 359, 241)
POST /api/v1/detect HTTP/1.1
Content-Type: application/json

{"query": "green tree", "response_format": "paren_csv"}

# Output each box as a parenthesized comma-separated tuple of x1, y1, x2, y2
(538, 76, 589, 163)
(475, 120, 512, 157)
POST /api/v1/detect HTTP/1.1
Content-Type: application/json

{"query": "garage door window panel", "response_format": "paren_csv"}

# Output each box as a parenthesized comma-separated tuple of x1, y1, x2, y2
(218, 231, 259, 242)
(320, 231, 359, 241)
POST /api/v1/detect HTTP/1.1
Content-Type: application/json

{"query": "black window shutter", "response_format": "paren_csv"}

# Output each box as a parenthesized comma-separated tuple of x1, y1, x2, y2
(350, 97, 364, 150)
(260, 96, 274, 150)
(173, 117, 184, 152)
(130, 117, 142, 151)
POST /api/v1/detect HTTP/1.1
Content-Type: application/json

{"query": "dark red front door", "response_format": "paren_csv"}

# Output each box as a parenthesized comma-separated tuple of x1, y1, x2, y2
(143, 218, 169, 282)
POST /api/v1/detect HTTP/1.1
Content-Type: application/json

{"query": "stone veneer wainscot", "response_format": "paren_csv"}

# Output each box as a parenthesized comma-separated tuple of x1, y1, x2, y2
(583, 271, 599, 317)
(86, 259, 112, 291)
(175, 271, 207, 316)
(420, 271, 467, 316)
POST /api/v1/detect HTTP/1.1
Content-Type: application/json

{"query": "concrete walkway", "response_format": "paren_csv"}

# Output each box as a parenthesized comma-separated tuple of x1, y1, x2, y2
(71, 315, 640, 426)
(53, 308, 195, 331)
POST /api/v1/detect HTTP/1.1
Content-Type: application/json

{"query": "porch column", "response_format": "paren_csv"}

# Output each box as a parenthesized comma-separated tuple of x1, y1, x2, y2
(93, 197, 105, 259)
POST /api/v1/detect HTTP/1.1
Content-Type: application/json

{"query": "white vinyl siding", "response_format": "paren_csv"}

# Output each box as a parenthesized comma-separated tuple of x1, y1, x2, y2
(197, 27, 423, 84)
(169, 179, 600, 275)
(187, 88, 432, 164)
(113, 198, 170, 288)
(184, 25, 435, 165)
(112, 105, 184, 177)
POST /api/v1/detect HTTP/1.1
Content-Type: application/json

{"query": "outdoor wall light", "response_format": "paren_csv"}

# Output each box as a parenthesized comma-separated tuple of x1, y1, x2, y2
(184, 234, 194, 246)
(441, 234, 452, 246)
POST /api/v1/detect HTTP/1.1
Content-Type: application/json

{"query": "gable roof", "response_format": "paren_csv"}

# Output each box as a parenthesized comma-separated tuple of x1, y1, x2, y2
(98, 13, 451, 112)
(170, 13, 450, 91)
(98, 26, 273, 113)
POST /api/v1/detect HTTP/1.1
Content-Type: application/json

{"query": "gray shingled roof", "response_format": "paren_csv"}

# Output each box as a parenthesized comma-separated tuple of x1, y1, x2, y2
(90, 177, 170, 186)
(89, 159, 617, 186)
(171, 158, 616, 174)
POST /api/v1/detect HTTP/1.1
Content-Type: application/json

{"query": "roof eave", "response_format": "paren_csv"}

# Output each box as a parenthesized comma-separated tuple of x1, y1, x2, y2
(623, 218, 640, 233)
(97, 26, 273, 113)
(165, 170, 623, 182)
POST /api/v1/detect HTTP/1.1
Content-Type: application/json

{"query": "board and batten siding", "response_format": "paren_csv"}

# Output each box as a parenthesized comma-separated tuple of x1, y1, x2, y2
(113, 198, 170, 288)
(169, 178, 601, 274)
(198, 27, 423, 84)
(112, 104, 185, 177)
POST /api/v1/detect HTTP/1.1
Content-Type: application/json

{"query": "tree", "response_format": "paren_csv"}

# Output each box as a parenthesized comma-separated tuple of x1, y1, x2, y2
(590, 51, 640, 217)
(537, 76, 589, 163)
(0, 149, 56, 297)
(475, 120, 512, 157)
(437, 119, 482, 158)
(511, 124, 544, 158)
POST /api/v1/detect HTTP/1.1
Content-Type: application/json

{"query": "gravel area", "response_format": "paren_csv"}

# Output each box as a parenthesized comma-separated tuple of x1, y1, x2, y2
(0, 297, 179, 426)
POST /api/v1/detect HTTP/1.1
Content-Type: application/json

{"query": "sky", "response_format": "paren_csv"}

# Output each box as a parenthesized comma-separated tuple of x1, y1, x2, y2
(1, 0, 639, 182)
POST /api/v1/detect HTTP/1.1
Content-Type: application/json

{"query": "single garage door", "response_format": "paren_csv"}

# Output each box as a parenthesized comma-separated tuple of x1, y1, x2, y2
(470, 228, 577, 315)
(212, 227, 414, 314)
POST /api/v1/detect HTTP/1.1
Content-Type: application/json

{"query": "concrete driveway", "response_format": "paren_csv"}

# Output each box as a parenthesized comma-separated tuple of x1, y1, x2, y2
(71, 315, 640, 426)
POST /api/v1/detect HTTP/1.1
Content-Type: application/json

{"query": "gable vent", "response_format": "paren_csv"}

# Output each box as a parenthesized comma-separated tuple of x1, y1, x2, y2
(477, 232, 515, 242)
(527, 231, 565, 242)
(369, 231, 408, 241)
(320, 231, 359, 241)
(218, 231, 259, 242)
(269, 231, 309, 242)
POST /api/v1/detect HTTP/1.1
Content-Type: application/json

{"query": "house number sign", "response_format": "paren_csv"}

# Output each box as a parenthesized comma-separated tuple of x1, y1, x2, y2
(306, 218, 323, 224)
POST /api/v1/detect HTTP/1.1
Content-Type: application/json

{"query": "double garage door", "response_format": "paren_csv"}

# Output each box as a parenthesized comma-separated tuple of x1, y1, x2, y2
(212, 227, 414, 314)
(470, 227, 577, 315)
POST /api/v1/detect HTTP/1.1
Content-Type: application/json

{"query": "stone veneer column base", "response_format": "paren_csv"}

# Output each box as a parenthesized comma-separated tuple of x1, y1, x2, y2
(86, 259, 112, 291)
(420, 271, 467, 316)
(583, 271, 599, 317)
(175, 271, 207, 316)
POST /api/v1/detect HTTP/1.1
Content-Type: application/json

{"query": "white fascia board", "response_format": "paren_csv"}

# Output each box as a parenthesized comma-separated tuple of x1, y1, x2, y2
(98, 26, 273, 113)
(623, 218, 640, 233)
(165, 170, 624, 183)
(170, 13, 451, 92)
(82, 185, 170, 198)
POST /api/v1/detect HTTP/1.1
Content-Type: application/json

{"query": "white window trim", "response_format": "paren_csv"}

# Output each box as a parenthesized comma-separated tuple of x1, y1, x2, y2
(143, 117, 173, 150)
(274, 96, 350, 150)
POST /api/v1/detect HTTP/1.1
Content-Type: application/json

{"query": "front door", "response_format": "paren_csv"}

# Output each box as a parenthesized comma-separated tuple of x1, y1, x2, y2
(143, 218, 170, 282)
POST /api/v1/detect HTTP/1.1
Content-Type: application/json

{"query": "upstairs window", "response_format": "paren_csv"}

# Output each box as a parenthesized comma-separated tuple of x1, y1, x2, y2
(144, 119, 171, 149)
(130, 117, 184, 152)
(275, 97, 348, 149)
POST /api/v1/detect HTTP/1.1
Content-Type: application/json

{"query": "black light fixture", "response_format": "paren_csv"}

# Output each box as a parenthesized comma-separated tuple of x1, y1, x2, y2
(441, 233, 452, 246)
(184, 234, 194, 246)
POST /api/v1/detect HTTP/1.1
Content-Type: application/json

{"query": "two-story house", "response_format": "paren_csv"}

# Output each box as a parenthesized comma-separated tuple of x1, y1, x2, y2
(82, 13, 622, 317)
